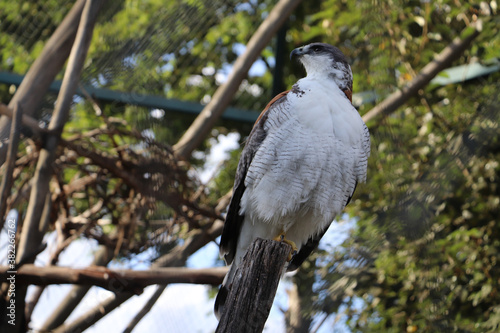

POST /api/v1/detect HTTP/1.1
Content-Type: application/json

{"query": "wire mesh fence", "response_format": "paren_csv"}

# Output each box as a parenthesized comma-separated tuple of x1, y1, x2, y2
(0, 0, 279, 123)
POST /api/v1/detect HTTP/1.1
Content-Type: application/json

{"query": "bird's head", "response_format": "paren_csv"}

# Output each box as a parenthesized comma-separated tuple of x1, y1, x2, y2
(291, 43, 353, 92)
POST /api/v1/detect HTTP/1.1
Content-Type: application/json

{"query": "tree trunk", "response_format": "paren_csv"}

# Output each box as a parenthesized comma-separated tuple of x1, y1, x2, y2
(285, 269, 314, 333)
(285, 283, 311, 333)
(216, 238, 291, 333)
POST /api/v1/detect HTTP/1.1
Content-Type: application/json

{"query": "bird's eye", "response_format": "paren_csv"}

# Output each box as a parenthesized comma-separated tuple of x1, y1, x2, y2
(312, 45, 322, 52)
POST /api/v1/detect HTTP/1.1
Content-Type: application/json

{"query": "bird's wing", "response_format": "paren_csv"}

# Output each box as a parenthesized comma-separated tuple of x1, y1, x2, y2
(287, 181, 358, 271)
(219, 90, 290, 264)
(287, 225, 328, 272)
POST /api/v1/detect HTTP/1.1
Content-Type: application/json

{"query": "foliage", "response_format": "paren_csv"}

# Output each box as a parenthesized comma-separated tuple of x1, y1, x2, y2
(1, 0, 500, 332)
(321, 77, 500, 332)
(0, 1, 74, 73)
(1, 0, 280, 266)
(284, 1, 500, 332)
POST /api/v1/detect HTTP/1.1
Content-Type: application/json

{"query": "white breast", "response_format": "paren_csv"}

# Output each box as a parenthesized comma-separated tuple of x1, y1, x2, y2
(288, 78, 366, 147)
(239, 77, 369, 250)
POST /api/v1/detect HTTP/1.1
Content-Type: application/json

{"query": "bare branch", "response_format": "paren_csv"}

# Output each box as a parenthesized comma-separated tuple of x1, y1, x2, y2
(4, 2, 104, 332)
(152, 219, 224, 268)
(362, 22, 482, 125)
(24, 222, 96, 323)
(40, 246, 113, 331)
(0, 104, 47, 136)
(122, 285, 167, 333)
(18, 0, 104, 265)
(0, 265, 227, 291)
(0, 0, 87, 165)
(54, 219, 224, 332)
(52, 291, 136, 333)
(0, 103, 22, 226)
(173, 0, 304, 158)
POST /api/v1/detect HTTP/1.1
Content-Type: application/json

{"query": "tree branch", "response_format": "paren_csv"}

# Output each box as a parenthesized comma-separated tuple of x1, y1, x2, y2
(0, 104, 48, 135)
(54, 219, 225, 333)
(122, 285, 167, 333)
(362, 22, 482, 125)
(0, 265, 227, 291)
(173, 0, 303, 159)
(0, 0, 87, 165)
(52, 291, 136, 333)
(122, 221, 226, 333)
(152, 219, 224, 268)
(4, 2, 104, 332)
(17, 0, 103, 267)
(0, 103, 22, 226)
(39, 245, 113, 331)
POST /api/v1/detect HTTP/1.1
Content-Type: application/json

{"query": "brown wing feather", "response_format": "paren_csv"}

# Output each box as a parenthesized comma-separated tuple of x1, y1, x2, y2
(219, 91, 290, 264)
(254, 90, 290, 125)
(342, 88, 352, 103)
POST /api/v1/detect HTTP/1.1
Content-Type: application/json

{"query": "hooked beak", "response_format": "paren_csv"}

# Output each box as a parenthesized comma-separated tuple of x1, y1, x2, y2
(290, 47, 305, 60)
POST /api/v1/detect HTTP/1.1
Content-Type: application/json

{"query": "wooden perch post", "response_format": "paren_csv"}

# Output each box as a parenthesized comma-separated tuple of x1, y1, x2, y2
(216, 238, 291, 333)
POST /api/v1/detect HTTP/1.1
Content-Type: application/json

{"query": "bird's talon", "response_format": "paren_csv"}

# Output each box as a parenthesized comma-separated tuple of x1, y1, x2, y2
(287, 250, 298, 262)
(272, 233, 285, 242)
(273, 232, 298, 262)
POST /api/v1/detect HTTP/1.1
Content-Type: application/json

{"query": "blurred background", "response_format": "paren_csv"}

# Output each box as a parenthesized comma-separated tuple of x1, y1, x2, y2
(0, 0, 499, 332)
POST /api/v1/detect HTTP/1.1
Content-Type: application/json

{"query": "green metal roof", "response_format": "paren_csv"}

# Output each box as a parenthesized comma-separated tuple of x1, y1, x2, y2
(0, 71, 261, 123)
(1, 60, 498, 124)
(430, 61, 500, 86)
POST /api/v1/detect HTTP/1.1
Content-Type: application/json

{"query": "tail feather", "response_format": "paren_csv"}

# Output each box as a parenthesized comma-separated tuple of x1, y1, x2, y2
(214, 263, 237, 320)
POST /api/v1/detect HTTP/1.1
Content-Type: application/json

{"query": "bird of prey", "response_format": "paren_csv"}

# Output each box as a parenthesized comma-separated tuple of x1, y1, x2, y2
(214, 43, 370, 319)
